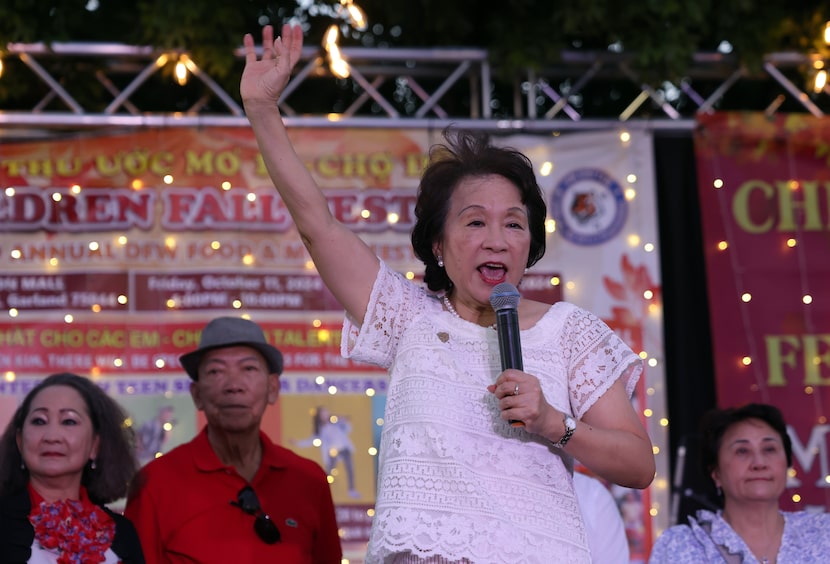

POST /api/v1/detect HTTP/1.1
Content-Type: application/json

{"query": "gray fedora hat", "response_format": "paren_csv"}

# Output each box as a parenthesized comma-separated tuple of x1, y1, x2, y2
(179, 317, 283, 380)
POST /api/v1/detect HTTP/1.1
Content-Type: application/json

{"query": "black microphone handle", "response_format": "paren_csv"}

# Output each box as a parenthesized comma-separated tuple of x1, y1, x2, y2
(495, 308, 523, 371)
(495, 307, 524, 427)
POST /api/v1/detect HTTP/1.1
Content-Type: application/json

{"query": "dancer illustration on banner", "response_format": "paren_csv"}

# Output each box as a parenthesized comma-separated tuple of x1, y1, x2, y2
(292, 405, 360, 499)
(135, 405, 176, 466)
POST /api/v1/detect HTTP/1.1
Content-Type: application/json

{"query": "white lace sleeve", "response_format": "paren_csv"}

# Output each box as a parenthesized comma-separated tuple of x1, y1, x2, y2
(340, 260, 427, 369)
(562, 305, 643, 418)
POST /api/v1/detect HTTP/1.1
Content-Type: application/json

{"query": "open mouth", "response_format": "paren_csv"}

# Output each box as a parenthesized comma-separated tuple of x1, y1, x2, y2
(478, 263, 506, 283)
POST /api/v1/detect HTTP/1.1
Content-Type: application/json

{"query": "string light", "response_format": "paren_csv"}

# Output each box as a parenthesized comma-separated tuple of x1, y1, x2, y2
(324, 27, 350, 79)
(321, 0, 368, 78)
(814, 69, 826, 93)
(175, 58, 188, 86)
(154, 53, 169, 68)
(340, 0, 367, 31)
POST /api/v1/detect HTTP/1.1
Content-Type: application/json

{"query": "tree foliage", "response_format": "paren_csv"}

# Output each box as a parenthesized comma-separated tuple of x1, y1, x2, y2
(2, 0, 830, 107)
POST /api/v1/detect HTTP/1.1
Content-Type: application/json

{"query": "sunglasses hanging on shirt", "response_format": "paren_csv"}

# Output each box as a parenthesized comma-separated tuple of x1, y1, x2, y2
(231, 485, 281, 544)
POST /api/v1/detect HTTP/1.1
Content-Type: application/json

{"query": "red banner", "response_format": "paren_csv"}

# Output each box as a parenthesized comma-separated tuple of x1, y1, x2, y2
(695, 112, 830, 511)
(0, 320, 376, 376)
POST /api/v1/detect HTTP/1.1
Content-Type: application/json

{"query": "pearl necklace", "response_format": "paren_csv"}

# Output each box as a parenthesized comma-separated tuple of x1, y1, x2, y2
(442, 295, 496, 330)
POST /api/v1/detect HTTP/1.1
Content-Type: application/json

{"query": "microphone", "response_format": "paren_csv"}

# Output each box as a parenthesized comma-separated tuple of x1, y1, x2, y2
(490, 282, 524, 427)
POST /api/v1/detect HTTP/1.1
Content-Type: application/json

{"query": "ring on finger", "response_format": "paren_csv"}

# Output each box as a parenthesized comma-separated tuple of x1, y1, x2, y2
(513, 383, 519, 396)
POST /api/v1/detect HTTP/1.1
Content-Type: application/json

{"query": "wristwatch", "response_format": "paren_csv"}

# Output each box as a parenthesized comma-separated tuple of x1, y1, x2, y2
(551, 414, 576, 448)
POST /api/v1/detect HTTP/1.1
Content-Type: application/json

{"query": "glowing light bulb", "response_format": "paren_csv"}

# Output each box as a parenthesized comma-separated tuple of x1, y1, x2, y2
(175, 59, 188, 86)
(329, 51, 350, 79)
(815, 70, 827, 93)
(345, 3, 368, 31)
(324, 25, 339, 50)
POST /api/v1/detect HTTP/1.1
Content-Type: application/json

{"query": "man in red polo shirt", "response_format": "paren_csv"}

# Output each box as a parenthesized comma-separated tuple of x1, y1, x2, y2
(125, 316, 342, 564)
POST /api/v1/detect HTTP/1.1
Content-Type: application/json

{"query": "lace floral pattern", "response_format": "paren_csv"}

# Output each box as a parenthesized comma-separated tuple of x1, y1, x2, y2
(28, 489, 116, 564)
(343, 261, 642, 564)
(649, 509, 830, 563)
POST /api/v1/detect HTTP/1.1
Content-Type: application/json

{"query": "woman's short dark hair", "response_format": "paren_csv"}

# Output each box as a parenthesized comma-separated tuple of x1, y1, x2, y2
(0, 372, 138, 504)
(699, 403, 793, 482)
(411, 127, 547, 292)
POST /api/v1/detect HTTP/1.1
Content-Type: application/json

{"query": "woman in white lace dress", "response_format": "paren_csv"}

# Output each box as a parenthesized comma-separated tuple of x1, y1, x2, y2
(649, 403, 830, 563)
(241, 24, 655, 563)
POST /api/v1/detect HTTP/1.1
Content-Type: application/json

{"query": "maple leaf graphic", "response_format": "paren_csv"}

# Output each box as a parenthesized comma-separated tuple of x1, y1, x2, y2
(602, 254, 661, 324)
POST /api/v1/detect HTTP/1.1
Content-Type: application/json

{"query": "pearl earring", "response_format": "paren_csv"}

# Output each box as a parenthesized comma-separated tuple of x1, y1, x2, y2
(437, 257, 444, 268)
(90, 459, 97, 470)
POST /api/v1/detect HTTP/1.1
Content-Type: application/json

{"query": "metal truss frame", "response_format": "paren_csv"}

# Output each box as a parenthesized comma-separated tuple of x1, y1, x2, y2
(0, 40, 826, 136)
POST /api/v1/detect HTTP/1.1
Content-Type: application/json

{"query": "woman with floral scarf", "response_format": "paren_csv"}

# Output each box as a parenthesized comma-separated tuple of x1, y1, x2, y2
(0, 372, 144, 563)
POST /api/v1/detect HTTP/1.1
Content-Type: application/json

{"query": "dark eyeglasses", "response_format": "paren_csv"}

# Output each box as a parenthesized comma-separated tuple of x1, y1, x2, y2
(231, 485, 281, 544)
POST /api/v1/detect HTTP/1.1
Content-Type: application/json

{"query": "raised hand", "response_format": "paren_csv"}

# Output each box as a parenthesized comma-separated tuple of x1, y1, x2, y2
(239, 21, 380, 328)
(241, 24, 304, 109)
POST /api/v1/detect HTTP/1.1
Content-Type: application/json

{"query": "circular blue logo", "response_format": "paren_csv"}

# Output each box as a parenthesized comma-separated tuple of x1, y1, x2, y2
(551, 168, 628, 246)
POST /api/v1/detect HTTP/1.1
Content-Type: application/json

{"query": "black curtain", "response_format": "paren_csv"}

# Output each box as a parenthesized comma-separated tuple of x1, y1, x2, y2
(652, 129, 719, 524)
